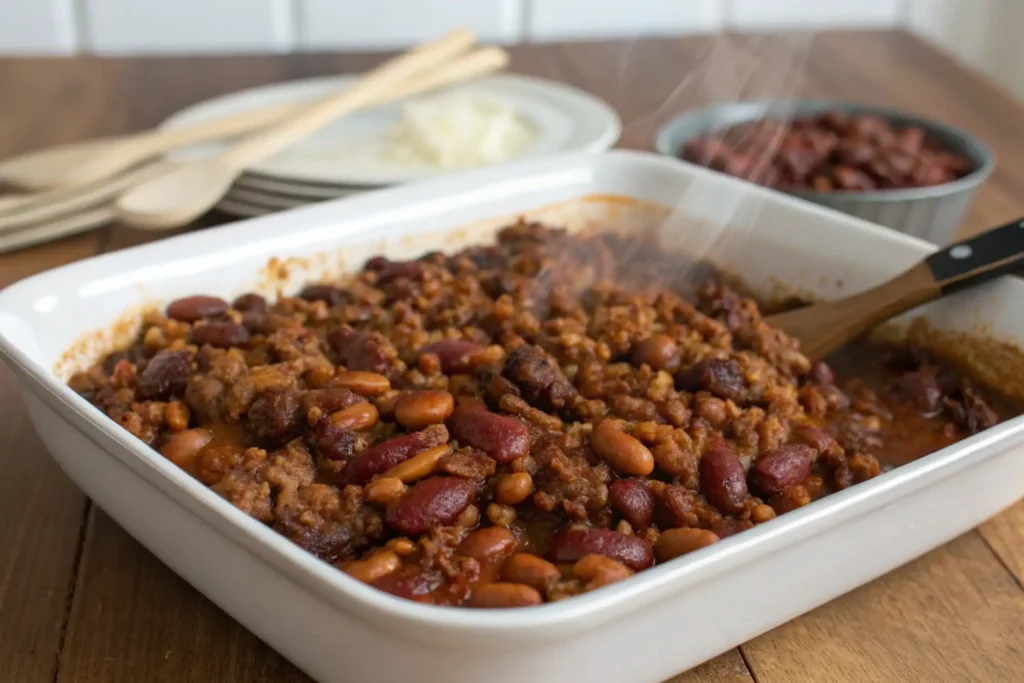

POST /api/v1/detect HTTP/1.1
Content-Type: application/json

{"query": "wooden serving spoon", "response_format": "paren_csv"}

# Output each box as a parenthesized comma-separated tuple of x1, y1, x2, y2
(764, 216, 1024, 359)
(0, 98, 314, 193)
(116, 30, 489, 231)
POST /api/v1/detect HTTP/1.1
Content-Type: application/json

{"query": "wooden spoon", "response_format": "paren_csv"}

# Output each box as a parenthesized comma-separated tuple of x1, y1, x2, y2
(117, 30, 488, 231)
(0, 99, 314, 193)
(0, 161, 169, 231)
(764, 216, 1024, 359)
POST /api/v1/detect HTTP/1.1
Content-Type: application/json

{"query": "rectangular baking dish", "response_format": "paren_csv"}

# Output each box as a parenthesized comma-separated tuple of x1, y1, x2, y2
(2, 151, 1024, 683)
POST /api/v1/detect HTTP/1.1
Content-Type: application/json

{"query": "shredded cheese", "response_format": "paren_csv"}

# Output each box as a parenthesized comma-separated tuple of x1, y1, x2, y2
(382, 92, 535, 169)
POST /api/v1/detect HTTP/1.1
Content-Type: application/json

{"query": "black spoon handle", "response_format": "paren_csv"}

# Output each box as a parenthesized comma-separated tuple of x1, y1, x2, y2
(926, 216, 1024, 294)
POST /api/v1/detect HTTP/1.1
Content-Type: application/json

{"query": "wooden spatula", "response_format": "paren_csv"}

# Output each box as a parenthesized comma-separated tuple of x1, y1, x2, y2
(764, 216, 1024, 359)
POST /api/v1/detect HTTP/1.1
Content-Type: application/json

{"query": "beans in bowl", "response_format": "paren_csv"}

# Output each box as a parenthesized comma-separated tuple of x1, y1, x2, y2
(68, 221, 1017, 607)
(679, 109, 974, 192)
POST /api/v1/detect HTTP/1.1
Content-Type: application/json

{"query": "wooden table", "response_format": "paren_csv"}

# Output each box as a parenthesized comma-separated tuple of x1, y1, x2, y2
(3, 30, 1024, 683)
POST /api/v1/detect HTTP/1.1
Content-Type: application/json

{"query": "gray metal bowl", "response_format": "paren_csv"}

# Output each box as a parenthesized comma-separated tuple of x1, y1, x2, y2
(654, 100, 995, 245)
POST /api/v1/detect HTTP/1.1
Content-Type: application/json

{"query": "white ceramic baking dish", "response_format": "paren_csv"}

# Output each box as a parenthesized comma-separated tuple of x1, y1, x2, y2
(2, 151, 1024, 683)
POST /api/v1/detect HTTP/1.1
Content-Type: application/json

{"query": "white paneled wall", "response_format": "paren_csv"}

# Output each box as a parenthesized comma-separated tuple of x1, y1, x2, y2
(525, 0, 723, 41)
(0, 0, 77, 54)
(0, 0, 1020, 104)
(298, 0, 523, 49)
(0, 0, 908, 54)
(905, 0, 1024, 102)
(83, 0, 294, 54)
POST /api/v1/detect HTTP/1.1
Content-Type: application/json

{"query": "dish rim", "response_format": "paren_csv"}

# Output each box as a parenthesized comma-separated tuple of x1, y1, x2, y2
(1, 149, 1022, 638)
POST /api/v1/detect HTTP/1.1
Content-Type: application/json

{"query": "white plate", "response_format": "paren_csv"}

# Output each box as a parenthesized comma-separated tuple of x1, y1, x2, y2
(233, 174, 366, 199)
(160, 74, 621, 187)
(3, 152, 1024, 683)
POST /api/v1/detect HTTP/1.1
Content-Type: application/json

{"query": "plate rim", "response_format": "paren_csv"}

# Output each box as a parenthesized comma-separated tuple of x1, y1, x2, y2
(160, 72, 622, 186)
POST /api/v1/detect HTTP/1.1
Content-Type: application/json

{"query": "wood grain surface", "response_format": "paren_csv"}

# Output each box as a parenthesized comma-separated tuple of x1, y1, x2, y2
(1, 30, 1023, 683)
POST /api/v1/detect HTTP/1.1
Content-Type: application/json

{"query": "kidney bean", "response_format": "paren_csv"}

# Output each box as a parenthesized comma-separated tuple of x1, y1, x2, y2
(363, 477, 406, 505)
(138, 349, 193, 400)
(749, 444, 815, 496)
(328, 402, 379, 432)
(299, 284, 345, 305)
(190, 321, 250, 348)
(343, 550, 401, 584)
(247, 388, 303, 446)
(655, 528, 720, 562)
(495, 472, 534, 506)
(632, 335, 679, 371)
(899, 368, 944, 414)
(395, 390, 454, 429)
(574, 554, 633, 591)
(699, 442, 749, 514)
(591, 422, 654, 477)
(549, 527, 654, 571)
(303, 388, 361, 417)
(448, 405, 529, 464)
(382, 444, 450, 482)
(346, 425, 449, 485)
(809, 360, 836, 386)
(677, 358, 748, 403)
(332, 371, 391, 396)
(608, 479, 655, 529)
(419, 339, 485, 375)
(160, 428, 211, 470)
(458, 526, 516, 562)
(469, 583, 542, 608)
(503, 553, 561, 591)
(386, 476, 476, 535)
(166, 295, 228, 322)
(232, 292, 267, 312)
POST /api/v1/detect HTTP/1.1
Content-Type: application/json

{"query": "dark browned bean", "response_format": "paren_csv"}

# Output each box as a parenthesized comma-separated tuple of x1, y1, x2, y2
(655, 528, 720, 562)
(898, 369, 943, 414)
(247, 388, 304, 446)
(299, 284, 344, 304)
(232, 292, 267, 312)
(591, 421, 654, 477)
(448, 405, 529, 464)
(608, 479, 655, 529)
(458, 526, 516, 562)
(386, 476, 476, 535)
(749, 444, 815, 496)
(809, 360, 836, 386)
(632, 335, 679, 371)
(138, 349, 193, 400)
(548, 527, 654, 571)
(419, 339, 485, 375)
(346, 425, 449, 484)
(302, 388, 362, 416)
(190, 321, 250, 348)
(166, 295, 228, 322)
(699, 442, 748, 514)
(469, 583, 542, 608)
(395, 390, 455, 429)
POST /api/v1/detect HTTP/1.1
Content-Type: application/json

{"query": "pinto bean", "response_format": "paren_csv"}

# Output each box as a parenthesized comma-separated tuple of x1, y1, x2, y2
(655, 528, 720, 562)
(419, 339, 485, 374)
(395, 390, 454, 429)
(591, 421, 654, 477)
(469, 583, 542, 608)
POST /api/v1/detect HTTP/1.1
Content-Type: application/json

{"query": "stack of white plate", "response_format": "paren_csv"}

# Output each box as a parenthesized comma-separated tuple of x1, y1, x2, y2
(158, 74, 622, 218)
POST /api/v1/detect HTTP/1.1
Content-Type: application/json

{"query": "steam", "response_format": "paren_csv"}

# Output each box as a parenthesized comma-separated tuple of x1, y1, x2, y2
(612, 32, 816, 292)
